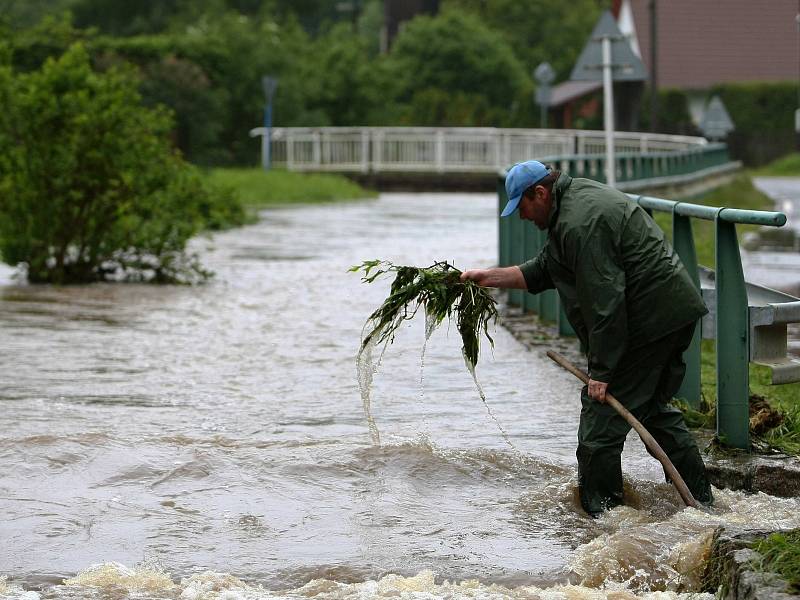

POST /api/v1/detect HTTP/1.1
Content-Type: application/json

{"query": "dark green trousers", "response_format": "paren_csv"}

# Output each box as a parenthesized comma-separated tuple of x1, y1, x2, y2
(576, 323, 713, 516)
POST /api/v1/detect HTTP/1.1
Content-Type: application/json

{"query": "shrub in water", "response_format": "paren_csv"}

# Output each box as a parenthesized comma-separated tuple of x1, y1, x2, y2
(0, 42, 239, 283)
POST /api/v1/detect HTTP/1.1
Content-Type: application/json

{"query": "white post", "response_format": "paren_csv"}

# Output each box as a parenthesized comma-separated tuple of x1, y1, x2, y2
(602, 36, 616, 188)
(312, 131, 321, 167)
(261, 132, 269, 170)
(374, 130, 383, 172)
(361, 129, 369, 173)
(287, 130, 295, 170)
(435, 130, 445, 173)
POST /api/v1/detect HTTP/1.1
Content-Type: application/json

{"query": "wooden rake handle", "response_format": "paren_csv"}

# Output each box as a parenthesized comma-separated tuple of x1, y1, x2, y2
(546, 350, 700, 509)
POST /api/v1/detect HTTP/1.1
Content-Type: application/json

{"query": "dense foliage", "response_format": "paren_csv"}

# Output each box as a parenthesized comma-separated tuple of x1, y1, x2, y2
(1, 1, 610, 165)
(0, 43, 241, 283)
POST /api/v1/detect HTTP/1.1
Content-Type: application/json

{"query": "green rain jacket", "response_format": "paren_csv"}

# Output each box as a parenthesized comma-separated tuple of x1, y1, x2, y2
(519, 173, 708, 383)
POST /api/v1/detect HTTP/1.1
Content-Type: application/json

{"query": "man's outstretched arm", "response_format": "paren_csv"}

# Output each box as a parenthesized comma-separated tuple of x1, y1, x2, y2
(460, 266, 527, 289)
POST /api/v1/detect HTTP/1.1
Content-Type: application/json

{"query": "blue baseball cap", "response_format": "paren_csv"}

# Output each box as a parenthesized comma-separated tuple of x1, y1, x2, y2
(501, 160, 549, 217)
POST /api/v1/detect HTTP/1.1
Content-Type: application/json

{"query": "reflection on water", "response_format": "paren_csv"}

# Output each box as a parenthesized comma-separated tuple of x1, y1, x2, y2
(1, 194, 798, 599)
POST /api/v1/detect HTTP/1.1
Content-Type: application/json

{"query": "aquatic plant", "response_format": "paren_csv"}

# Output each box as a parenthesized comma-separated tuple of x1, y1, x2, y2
(351, 260, 498, 369)
(352, 260, 501, 446)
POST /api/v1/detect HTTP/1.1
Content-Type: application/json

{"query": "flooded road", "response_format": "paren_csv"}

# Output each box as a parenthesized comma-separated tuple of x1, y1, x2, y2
(1, 193, 799, 599)
(747, 177, 800, 296)
(747, 177, 800, 355)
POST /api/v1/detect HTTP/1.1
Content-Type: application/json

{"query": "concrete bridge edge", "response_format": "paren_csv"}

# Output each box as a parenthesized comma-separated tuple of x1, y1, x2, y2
(345, 161, 742, 198)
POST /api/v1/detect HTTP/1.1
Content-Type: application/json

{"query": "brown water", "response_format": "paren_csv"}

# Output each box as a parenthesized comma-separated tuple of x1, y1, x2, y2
(1, 193, 798, 600)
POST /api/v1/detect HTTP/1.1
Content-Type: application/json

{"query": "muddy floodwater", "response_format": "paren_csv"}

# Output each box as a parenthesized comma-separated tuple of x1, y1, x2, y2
(1, 193, 799, 600)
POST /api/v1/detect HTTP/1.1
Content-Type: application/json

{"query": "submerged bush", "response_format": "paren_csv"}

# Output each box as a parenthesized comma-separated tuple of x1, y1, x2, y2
(0, 42, 240, 284)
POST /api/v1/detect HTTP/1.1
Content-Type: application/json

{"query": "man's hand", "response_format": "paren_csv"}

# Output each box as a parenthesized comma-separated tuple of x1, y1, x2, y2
(459, 266, 527, 289)
(588, 378, 609, 403)
(460, 269, 493, 286)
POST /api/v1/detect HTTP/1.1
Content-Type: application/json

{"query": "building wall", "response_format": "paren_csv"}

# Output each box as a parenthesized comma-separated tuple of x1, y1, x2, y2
(629, 0, 798, 89)
(382, 0, 439, 51)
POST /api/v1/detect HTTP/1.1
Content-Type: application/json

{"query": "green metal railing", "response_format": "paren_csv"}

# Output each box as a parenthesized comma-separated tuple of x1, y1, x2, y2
(498, 174, 789, 449)
(540, 143, 732, 186)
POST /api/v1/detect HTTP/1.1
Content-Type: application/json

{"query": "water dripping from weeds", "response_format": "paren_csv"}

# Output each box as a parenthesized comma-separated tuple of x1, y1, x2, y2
(352, 260, 517, 449)
(463, 353, 520, 453)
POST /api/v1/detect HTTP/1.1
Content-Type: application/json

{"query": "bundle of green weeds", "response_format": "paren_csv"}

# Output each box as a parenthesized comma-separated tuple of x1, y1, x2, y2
(351, 259, 498, 368)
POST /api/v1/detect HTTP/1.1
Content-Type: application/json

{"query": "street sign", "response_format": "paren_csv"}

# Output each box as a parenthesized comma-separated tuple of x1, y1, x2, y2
(534, 62, 555, 128)
(261, 76, 279, 170)
(570, 10, 647, 82)
(568, 10, 647, 187)
(699, 96, 734, 140)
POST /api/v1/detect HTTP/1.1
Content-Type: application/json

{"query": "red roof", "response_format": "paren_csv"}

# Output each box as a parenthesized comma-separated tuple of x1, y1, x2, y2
(628, 0, 799, 89)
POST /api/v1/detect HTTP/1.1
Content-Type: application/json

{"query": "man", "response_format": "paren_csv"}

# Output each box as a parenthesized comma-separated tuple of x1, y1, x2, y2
(461, 160, 713, 516)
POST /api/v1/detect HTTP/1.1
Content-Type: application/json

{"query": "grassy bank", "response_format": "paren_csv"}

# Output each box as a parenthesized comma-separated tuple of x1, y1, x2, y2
(689, 340, 800, 454)
(651, 174, 774, 267)
(204, 168, 377, 208)
(751, 152, 800, 177)
(753, 530, 800, 591)
(650, 174, 800, 453)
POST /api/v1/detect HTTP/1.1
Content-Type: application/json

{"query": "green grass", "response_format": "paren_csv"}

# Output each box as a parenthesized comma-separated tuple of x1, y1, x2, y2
(753, 530, 800, 591)
(652, 174, 774, 267)
(651, 174, 800, 453)
(751, 153, 800, 177)
(203, 167, 377, 208)
(693, 340, 800, 454)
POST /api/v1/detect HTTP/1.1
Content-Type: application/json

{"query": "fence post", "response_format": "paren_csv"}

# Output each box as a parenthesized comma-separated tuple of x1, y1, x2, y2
(374, 130, 383, 172)
(498, 177, 510, 268)
(715, 214, 750, 449)
(672, 210, 702, 408)
(361, 130, 369, 173)
(508, 214, 524, 308)
(311, 131, 321, 167)
(435, 130, 445, 173)
(287, 130, 295, 170)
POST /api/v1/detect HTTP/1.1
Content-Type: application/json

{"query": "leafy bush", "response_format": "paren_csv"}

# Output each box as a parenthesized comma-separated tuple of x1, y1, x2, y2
(0, 43, 240, 284)
(382, 10, 532, 127)
(646, 83, 798, 166)
(640, 88, 699, 136)
(712, 82, 798, 166)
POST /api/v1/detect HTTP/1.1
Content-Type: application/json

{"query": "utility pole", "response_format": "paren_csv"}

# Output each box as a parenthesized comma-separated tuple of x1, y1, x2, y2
(261, 76, 278, 171)
(570, 10, 646, 188)
(601, 36, 616, 187)
(649, 0, 658, 132)
(534, 62, 555, 129)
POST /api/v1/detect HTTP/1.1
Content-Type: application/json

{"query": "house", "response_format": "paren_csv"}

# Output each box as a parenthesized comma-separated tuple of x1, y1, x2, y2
(382, 0, 439, 52)
(549, 0, 799, 131)
(626, 0, 798, 124)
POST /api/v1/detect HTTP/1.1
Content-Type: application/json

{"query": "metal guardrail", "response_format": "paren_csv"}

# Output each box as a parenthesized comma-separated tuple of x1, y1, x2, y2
(248, 126, 709, 174)
(498, 176, 797, 450)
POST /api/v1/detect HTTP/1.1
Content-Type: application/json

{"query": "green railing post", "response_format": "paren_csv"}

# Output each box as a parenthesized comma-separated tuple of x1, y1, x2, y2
(498, 179, 510, 267)
(715, 215, 750, 449)
(509, 214, 524, 308)
(672, 211, 702, 408)
(523, 223, 539, 314)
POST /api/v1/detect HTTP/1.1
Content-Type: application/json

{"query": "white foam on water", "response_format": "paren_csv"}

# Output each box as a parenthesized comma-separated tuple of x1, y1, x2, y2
(179, 571, 253, 599)
(63, 561, 177, 594)
(569, 486, 800, 592)
(36, 562, 721, 600)
(293, 570, 714, 600)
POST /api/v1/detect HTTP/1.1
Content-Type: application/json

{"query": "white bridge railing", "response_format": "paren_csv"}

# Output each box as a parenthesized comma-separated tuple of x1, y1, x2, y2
(248, 126, 708, 174)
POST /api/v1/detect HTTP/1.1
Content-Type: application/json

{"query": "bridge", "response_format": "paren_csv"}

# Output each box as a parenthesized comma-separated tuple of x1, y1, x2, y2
(249, 126, 741, 193)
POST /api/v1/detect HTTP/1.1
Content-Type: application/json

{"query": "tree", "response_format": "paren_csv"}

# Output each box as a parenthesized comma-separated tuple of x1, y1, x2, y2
(442, 0, 607, 83)
(381, 10, 532, 127)
(0, 43, 235, 283)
